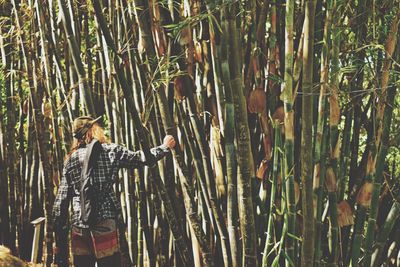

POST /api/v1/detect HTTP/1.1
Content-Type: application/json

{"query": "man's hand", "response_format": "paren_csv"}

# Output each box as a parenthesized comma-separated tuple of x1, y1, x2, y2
(163, 135, 176, 149)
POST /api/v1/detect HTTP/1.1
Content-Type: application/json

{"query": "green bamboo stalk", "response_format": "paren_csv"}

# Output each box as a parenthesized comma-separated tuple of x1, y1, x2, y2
(17, 57, 26, 257)
(314, 114, 329, 266)
(137, 173, 144, 267)
(204, 0, 225, 134)
(338, 110, 352, 201)
(268, 0, 277, 95)
(262, 126, 282, 266)
(121, 101, 136, 263)
(328, 28, 340, 266)
(281, 0, 296, 264)
(350, 205, 367, 266)
(149, 112, 173, 265)
(314, 6, 334, 259)
(272, 155, 290, 267)
(301, 0, 317, 266)
(138, 156, 156, 267)
(326, 166, 339, 266)
(220, 12, 240, 265)
(293, 23, 305, 85)
(330, 0, 346, 204)
(119, 0, 144, 114)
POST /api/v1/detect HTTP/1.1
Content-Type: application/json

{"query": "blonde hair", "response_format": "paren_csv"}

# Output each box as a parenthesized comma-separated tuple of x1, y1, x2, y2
(66, 123, 110, 160)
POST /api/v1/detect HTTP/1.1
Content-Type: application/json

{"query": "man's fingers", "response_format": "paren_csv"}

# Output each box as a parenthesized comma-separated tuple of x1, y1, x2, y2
(162, 135, 177, 149)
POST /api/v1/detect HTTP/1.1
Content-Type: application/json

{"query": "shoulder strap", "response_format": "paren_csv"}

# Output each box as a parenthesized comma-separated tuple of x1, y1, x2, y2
(82, 139, 102, 176)
(80, 139, 103, 224)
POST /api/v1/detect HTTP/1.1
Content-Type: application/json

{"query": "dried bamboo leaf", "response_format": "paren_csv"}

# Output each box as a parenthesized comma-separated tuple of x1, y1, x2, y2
(356, 182, 373, 208)
(325, 166, 337, 193)
(337, 200, 354, 227)
(248, 89, 267, 114)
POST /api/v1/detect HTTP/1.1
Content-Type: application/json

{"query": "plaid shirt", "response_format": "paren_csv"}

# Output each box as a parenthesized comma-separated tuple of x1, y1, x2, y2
(52, 143, 169, 229)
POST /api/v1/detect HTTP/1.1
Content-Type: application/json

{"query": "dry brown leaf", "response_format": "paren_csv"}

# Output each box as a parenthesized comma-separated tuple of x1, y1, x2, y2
(325, 166, 337, 192)
(356, 182, 373, 208)
(272, 106, 284, 124)
(248, 89, 266, 114)
(174, 76, 186, 101)
(313, 163, 321, 190)
(338, 200, 354, 227)
(41, 100, 52, 118)
(256, 159, 269, 180)
(179, 27, 191, 46)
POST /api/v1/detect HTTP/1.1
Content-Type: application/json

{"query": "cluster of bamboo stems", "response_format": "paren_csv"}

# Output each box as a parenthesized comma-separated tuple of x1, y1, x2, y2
(0, 0, 399, 266)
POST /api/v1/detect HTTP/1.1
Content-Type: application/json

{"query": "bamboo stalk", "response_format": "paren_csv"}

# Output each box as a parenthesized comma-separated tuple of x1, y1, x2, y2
(220, 12, 240, 265)
(262, 126, 282, 266)
(350, 204, 367, 266)
(326, 167, 339, 266)
(314, 114, 329, 266)
(281, 0, 296, 264)
(301, 0, 317, 266)
(223, 1, 258, 265)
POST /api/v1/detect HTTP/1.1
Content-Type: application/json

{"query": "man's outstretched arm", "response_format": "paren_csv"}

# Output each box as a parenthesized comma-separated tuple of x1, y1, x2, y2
(116, 135, 176, 168)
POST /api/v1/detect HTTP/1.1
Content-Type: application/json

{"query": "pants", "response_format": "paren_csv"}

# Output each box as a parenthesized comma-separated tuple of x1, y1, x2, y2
(73, 253, 121, 267)
(71, 219, 120, 267)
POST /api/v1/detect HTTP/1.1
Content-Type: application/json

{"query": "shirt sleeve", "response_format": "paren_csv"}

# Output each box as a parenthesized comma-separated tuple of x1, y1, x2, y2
(114, 144, 170, 169)
(52, 168, 72, 229)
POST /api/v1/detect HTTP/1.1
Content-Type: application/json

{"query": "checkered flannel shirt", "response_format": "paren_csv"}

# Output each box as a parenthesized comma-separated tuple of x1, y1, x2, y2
(52, 143, 169, 229)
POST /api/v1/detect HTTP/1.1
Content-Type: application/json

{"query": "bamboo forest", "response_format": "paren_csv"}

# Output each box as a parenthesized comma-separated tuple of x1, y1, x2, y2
(0, 0, 399, 266)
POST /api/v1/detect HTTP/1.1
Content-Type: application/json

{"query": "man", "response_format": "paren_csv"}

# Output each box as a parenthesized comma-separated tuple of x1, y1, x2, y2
(52, 116, 175, 266)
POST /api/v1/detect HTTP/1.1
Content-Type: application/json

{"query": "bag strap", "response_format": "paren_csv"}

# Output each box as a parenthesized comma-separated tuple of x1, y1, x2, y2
(80, 139, 103, 224)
